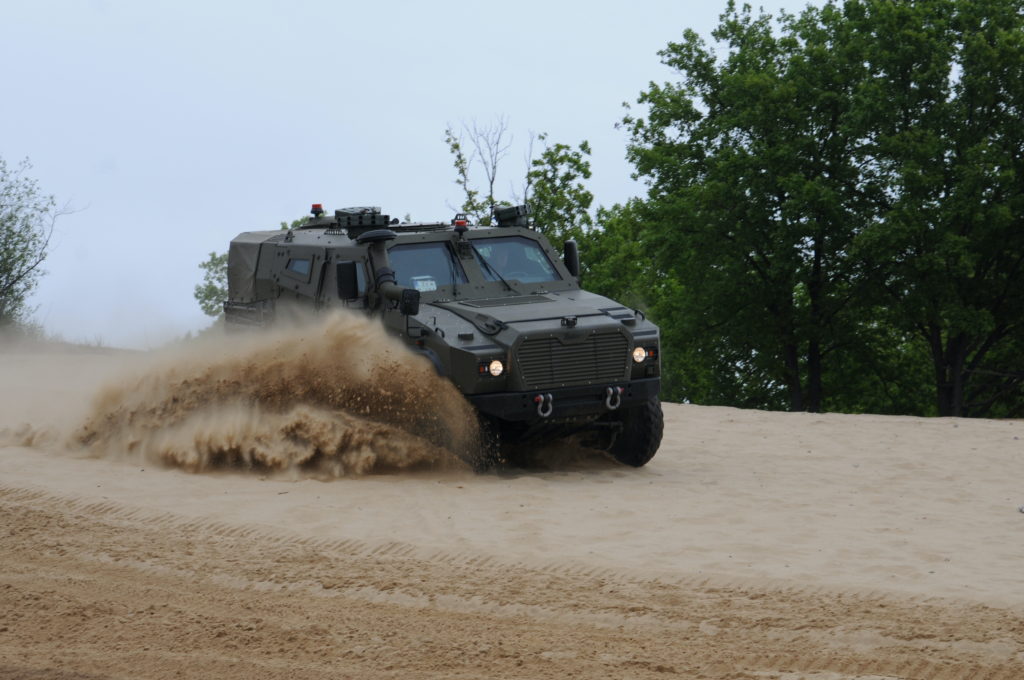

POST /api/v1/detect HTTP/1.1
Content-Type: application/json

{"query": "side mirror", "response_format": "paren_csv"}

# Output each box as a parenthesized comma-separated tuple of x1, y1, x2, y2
(563, 239, 580, 278)
(399, 288, 420, 316)
(336, 261, 360, 300)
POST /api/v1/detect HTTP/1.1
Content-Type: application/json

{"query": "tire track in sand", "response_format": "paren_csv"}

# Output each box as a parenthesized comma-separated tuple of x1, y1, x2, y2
(2, 483, 1023, 679)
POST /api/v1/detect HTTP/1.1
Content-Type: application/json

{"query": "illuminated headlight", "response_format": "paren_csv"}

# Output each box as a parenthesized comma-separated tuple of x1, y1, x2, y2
(632, 347, 648, 363)
(488, 359, 504, 377)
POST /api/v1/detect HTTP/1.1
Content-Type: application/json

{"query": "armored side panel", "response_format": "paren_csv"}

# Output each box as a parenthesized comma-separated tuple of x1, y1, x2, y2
(227, 231, 280, 302)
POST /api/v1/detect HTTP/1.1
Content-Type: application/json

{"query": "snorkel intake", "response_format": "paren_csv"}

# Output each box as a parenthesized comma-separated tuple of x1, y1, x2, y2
(356, 229, 420, 316)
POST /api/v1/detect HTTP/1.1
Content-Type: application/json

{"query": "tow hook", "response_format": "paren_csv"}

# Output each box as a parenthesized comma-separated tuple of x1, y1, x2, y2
(605, 386, 624, 411)
(534, 393, 554, 418)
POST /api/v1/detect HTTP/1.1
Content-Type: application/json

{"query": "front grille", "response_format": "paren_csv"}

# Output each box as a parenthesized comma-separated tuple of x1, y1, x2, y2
(516, 333, 629, 388)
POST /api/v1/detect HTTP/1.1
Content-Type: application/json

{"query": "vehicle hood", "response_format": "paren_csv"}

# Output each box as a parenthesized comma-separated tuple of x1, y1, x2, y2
(430, 290, 640, 335)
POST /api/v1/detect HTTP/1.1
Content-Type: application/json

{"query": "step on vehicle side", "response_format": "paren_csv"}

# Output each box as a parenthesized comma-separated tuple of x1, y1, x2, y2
(224, 204, 663, 469)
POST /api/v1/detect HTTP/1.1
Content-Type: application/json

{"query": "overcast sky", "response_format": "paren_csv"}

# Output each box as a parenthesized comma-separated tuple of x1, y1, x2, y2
(4, 0, 804, 348)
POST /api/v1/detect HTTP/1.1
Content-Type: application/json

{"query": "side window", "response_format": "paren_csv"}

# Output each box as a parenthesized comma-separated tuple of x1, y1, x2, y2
(286, 258, 311, 278)
(355, 261, 367, 296)
(275, 247, 322, 289)
(389, 242, 468, 290)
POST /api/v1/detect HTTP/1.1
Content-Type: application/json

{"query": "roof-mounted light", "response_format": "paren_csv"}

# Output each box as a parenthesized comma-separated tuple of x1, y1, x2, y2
(311, 203, 324, 217)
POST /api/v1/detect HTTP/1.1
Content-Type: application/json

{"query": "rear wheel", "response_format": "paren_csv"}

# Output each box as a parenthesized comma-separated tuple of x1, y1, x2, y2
(606, 397, 663, 467)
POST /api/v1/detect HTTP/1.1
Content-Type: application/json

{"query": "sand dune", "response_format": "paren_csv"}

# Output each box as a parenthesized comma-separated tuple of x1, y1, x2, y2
(1, 338, 1022, 679)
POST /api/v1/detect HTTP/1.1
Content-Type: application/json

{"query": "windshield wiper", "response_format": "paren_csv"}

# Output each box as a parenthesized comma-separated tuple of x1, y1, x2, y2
(471, 242, 515, 293)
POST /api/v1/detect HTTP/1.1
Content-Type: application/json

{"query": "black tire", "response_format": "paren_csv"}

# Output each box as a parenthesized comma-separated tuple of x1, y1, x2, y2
(607, 397, 664, 467)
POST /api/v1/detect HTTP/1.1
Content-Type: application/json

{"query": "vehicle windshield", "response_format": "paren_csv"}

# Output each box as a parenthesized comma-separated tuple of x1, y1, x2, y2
(389, 242, 467, 292)
(472, 236, 561, 284)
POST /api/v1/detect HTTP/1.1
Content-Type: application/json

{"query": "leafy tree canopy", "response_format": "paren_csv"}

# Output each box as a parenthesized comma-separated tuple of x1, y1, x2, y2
(617, 0, 1024, 416)
(0, 157, 60, 328)
(194, 251, 228, 317)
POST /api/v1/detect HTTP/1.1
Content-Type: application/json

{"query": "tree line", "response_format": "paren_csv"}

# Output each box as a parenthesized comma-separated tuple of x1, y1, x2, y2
(188, 0, 1021, 418)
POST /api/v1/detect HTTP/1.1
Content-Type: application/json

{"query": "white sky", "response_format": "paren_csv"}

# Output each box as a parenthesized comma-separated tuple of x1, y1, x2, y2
(4, 0, 803, 348)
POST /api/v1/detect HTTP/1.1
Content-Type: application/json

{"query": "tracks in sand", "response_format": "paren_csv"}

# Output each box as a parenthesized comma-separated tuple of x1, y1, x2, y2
(1, 486, 1022, 679)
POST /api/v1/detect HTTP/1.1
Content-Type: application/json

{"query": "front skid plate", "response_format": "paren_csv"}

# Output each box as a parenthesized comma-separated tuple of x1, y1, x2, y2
(467, 378, 660, 422)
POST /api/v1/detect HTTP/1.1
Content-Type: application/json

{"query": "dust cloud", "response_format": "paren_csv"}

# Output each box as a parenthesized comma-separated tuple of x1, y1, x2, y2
(65, 313, 479, 476)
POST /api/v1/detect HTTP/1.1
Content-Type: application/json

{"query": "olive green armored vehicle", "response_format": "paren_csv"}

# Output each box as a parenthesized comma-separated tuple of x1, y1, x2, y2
(225, 204, 662, 469)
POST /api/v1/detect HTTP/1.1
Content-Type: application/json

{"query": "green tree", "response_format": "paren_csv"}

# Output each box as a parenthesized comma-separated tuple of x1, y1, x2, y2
(621, 0, 1024, 416)
(194, 251, 228, 317)
(582, 201, 650, 308)
(623, 2, 878, 411)
(526, 135, 594, 244)
(0, 157, 60, 327)
(851, 0, 1024, 416)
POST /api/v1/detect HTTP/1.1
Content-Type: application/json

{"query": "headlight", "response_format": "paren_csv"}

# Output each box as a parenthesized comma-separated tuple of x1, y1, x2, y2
(488, 359, 504, 377)
(632, 347, 648, 363)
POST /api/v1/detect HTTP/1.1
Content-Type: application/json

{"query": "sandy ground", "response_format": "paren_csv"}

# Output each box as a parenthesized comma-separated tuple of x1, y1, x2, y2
(1, 344, 1023, 679)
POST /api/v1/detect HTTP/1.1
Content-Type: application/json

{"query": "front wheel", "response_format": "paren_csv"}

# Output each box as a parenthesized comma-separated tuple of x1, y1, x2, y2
(606, 397, 664, 467)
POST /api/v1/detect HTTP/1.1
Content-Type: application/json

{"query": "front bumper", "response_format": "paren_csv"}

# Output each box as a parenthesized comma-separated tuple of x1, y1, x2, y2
(467, 377, 660, 422)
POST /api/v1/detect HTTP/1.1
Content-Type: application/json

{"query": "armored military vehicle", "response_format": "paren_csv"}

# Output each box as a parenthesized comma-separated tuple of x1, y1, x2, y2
(225, 204, 663, 469)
